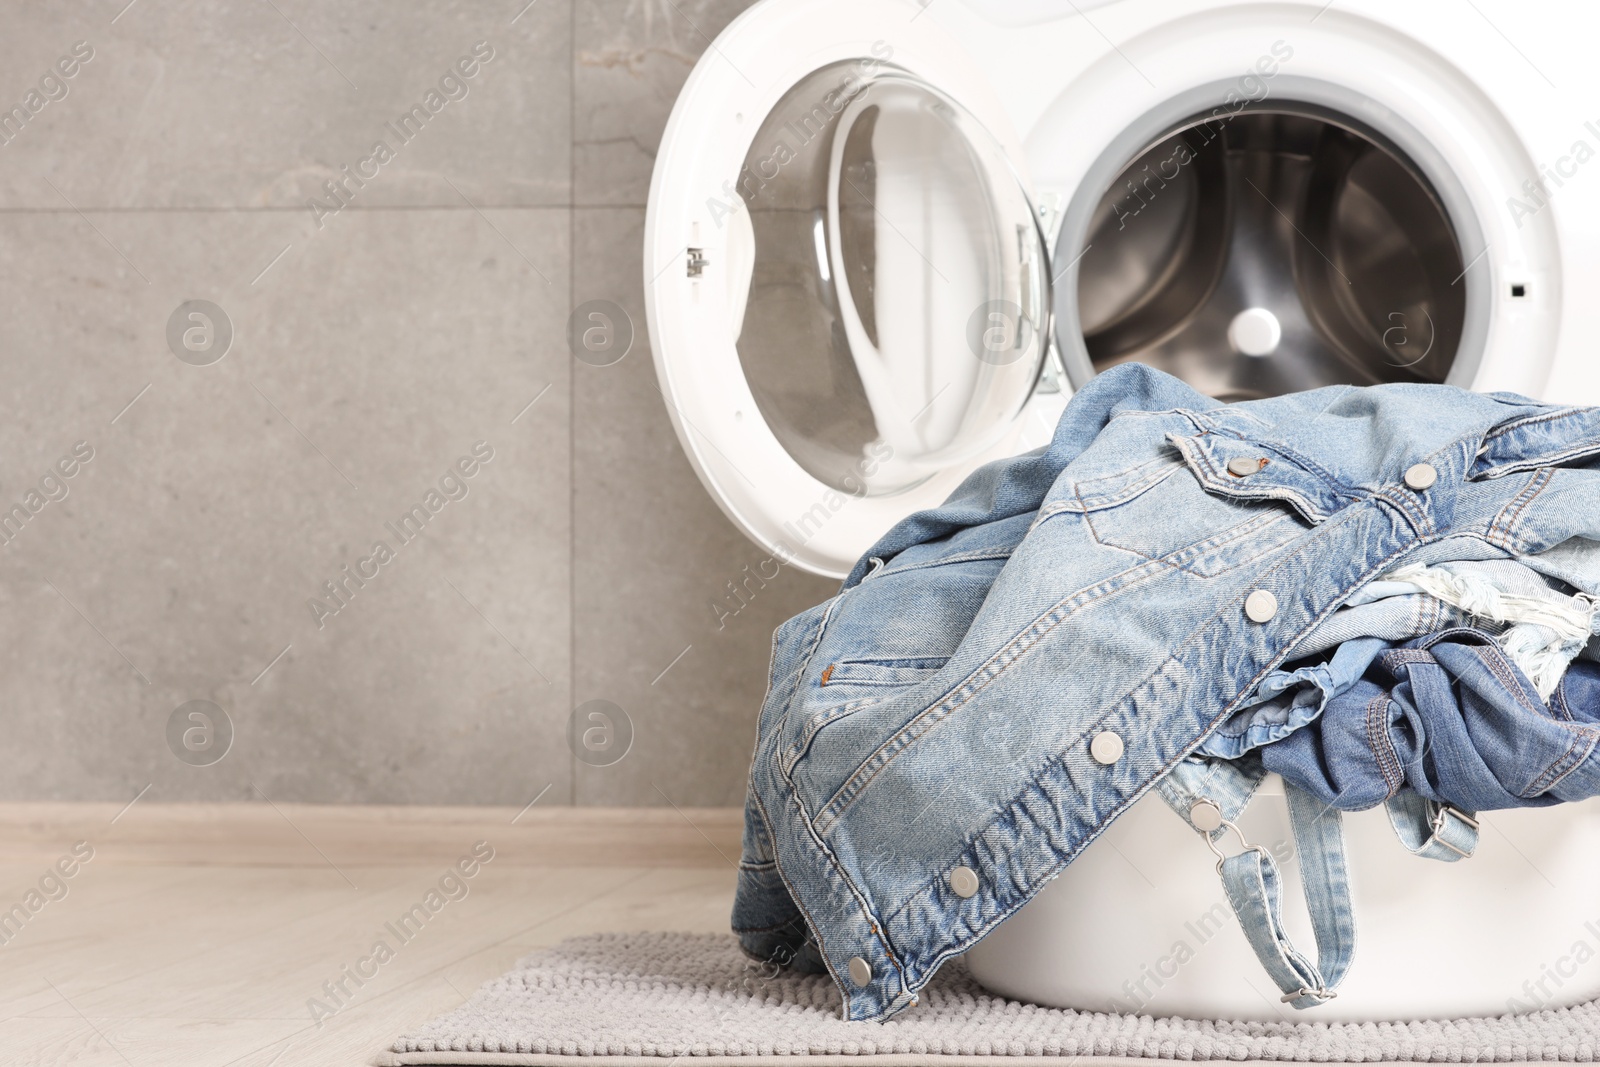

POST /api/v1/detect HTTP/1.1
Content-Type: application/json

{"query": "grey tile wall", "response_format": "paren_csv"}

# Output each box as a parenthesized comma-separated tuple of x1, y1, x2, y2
(0, 0, 835, 807)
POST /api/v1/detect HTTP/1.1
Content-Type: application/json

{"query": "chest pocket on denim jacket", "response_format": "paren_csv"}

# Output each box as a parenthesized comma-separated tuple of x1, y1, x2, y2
(1064, 434, 1341, 576)
(783, 657, 948, 773)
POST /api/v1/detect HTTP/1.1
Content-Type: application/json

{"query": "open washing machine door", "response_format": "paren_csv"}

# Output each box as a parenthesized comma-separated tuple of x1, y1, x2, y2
(643, 0, 1061, 579)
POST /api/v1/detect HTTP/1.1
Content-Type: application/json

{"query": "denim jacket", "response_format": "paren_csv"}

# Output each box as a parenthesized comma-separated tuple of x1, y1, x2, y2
(733, 363, 1600, 1021)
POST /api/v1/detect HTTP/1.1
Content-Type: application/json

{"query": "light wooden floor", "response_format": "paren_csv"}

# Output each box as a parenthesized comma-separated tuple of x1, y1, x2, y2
(0, 804, 744, 1067)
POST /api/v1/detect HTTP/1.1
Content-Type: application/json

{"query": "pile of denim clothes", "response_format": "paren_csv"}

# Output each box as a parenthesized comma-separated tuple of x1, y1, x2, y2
(731, 363, 1600, 1022)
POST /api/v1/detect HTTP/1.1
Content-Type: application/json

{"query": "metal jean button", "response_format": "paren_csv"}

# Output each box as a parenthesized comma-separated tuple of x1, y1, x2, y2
(1245, 589, 1278, 622)
(1404, 462, 1437, 490)
(1090, 730, 1124, 765)
(949, 866, 979, 898)
(1189, 799, 1224, 832)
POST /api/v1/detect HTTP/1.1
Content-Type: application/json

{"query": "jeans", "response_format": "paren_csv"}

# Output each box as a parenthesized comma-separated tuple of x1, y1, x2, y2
(1259, 627, 1600, 812)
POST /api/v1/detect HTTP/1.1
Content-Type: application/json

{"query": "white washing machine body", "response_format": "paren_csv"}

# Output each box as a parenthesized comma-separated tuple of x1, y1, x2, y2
(644, 0, 1600, 1024)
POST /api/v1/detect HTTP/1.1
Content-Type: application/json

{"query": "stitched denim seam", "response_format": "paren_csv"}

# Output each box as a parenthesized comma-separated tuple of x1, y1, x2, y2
(1248, 440, 1352, 495)
(1373, 484, 1435, 539)
(1072, 457, 1185, 510)
(1477, 410, 1595, 475)
(1497, 470, 1548, 543)
(758, 762, 912, 1019)
(1552, 683, 1576, 722)
(873, 548, 1016, 581)
(1500, 468, 1552, 550)
(746, 785, 859, 1015)
(1474, 644, 1546, 720)
(784, 698, 882, 775)
(1170, 512, 1305, 578)
(1085, 504, 1302, 578)
(1416, 593, 1440, 637)
(1193, 759, 1274, 840)
(1364, 690, 1404, 799)
(1525, 735, 1582, 797)
(771, 596, 849, 780)
(1221, 407, 1275, 429)
(758, 608, 814, 763)
(1528, 723, 1600, 796)
(1485, 468, 1551, 548)
(1489, 471, 1546, 546)
(1481, 441, 1600, 479)
(1108, 407, 1203, 422)
(1210, 716, 1291, 743)
(737, 859, 778, 872)
(1172, 433, 1336, 524)
(1481, 407, 1582, 441)
(1536, 723, 1600, 796)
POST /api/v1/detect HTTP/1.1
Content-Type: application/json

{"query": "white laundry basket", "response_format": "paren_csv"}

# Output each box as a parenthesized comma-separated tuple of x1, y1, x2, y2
(966, 775, 1600, 1022)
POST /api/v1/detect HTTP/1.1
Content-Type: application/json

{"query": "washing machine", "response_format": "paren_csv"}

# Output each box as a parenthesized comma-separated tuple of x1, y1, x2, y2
(644, 0, 1600, 1023)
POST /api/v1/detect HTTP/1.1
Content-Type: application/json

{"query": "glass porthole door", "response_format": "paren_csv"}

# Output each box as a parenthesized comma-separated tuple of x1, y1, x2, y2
(646, 7, 1058, 578)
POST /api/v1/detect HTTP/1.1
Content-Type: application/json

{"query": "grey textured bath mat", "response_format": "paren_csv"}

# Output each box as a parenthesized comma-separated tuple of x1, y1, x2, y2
(380, 932, 1598, 1065)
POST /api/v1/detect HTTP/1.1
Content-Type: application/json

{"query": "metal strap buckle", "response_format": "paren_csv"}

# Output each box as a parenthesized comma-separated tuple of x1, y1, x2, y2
(1281, 985, 1339, 1004)
(1430, 804, 1479, 859)
(1202, 817, 1269, 874)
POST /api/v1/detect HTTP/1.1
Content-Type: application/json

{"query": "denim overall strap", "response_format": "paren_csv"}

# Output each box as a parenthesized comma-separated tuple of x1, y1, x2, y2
(1384, 791, 1479, 861)
(1215, 782, 1355, 1009)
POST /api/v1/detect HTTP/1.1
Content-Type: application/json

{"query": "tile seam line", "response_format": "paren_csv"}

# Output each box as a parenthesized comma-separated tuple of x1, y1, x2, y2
(568, 0, 578, 808)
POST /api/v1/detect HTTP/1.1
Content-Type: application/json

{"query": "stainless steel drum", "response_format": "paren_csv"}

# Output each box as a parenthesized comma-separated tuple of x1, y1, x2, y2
(1063, 103, 1469, 402)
